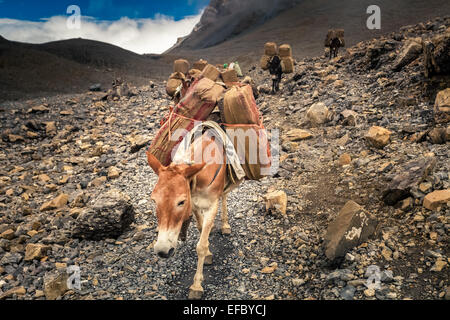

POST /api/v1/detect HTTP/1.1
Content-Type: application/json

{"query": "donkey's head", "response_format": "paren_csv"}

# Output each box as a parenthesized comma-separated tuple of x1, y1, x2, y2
(147, 152, 205, 258)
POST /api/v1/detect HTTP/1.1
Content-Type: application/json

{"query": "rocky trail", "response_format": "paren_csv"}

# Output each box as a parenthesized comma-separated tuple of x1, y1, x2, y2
(0, 17, 449, 300)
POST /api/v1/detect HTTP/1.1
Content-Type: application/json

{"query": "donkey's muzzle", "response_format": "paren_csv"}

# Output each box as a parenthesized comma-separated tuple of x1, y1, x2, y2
(157, 247, 174, 259)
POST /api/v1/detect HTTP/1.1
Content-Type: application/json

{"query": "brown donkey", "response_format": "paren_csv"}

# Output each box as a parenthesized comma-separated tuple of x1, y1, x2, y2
(146, 133, 240, 299)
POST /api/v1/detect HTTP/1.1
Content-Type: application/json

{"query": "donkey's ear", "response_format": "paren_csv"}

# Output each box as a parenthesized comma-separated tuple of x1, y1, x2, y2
(147, 151, 163, 175)
(184, 162, 206, 179)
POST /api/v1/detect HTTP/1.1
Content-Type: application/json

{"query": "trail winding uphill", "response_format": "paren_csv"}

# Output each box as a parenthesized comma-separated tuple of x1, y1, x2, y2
(0, 17, 449, 300)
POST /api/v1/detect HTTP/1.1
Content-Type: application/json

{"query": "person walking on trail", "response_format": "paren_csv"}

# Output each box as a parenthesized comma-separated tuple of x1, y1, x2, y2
(268, 55, 282, 94)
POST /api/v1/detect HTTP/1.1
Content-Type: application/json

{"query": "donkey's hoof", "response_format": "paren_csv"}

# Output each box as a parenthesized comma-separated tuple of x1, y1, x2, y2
(205, 254, 213, 265)
(188, 287, 204, 300)
(221, 226, 231, 235)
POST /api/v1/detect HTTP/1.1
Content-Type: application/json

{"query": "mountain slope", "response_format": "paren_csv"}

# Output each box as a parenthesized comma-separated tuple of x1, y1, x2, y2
(169, 0, 302, 50)
(0, 37, 174, 102)
(168, 0, 450, 66)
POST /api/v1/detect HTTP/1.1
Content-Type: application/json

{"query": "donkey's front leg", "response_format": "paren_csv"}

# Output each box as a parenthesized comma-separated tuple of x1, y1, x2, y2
(221, 194, 231, 235)
(188, 200, 218, 300)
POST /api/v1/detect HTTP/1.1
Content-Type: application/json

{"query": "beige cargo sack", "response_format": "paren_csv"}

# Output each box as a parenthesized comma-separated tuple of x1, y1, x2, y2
(335, 29, 345, 47)
(188, 69, 202, 79)
(150, 78, 224, 166)
(281, 57, 294, 73)
(169, 72, 186, 80)
(223, 85, 260, 125)
(201, 64, 221, 82)
(173, 59, 190, 74)
(166, 78, 182, 97)
(193, 59, 208, 71)
(195, 78, 225, 103)
(260, 55, 271, 70)
(221, 69, 239, 83)
(279, 44, 292, 57)
(264, 42, 278, 56)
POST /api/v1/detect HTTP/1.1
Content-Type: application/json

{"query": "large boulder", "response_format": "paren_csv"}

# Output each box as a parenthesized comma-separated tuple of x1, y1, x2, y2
(364, 40, 395, 70)
(324, 201, 377, 261)
(382, 157, 436, 205)
(393, 39, 422, 71)
(428, 127, 448, 144)
(340, 109, 358, 126)
(283, 129, 313, 142)
(365, 126, 392, 149)
(40, 194, 69, 212)
(423, 32, 450, 78)
(264, 190, 287, 215)
(24, 243, 51, 261)
(130, 135, 151, 153)
(306, 102, 329, 127)
(72, 189, 135, 240)
(44, 271, 69, 300)
(423, 189, 450, 210)
(0, 287, 26, 300)
(434, 88, 450, 124)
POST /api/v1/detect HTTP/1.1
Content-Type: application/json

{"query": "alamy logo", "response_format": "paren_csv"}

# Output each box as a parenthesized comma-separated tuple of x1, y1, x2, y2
(365, 265, 393, 290)
(169, 121, 280, 176)
(67, 5, 81, 30)
(67, 265, 81, 290)
(365, 265, 381, 289)
(366, 5, 381, 30)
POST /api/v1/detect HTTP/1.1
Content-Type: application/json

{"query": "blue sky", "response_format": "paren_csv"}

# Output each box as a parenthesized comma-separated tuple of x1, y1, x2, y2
(0, 0, 209, 53)
(0, 0, 210, 21)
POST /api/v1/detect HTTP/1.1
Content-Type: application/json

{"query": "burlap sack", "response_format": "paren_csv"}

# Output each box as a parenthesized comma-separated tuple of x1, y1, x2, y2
(188, 69, 202, 79)
(169, 72, 186, 80)
(201, 64, 221, 82)
(223, 85, 261, 125)
(166, 78, 182, 97)
(325, 30, 333, 47)
(193, 59, 208, 71)
(281, 57, 294, 73)
(336, 29, 345, 46)
(149, 78, 224, 165)
(221, 69, 239, 83)
(174, 59, 190, 74)
(264, 42, 278, 56)
(279, 44, 292, 57)
(260, 55, 271, 70)
(222, 85, 271, 180)
(194, 78, 225, 104)
(223, 123, 272, 181)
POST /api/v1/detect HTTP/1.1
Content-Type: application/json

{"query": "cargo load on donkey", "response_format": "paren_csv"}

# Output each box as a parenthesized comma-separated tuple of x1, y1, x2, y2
(152, 77, 224, 166)
(148, 62, 273, 181)
(222, 85, 272, 180)
(166, 59, 192, 104)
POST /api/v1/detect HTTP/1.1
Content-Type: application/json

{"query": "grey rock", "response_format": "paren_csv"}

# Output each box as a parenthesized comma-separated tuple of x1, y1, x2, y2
(0, 252, 23, 265)
(43, 270, 69, 300)
(393, 40, 422, 71)
(72, 189, 135, 241)
(382, 157, 436, 205)
(324, 201, 377, 260)
(381, 270, 394, 283)
(340, 285, 356, 300)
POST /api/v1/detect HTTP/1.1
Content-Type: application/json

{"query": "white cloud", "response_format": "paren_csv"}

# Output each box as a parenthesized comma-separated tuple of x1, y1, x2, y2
(0, 13, 202, 54)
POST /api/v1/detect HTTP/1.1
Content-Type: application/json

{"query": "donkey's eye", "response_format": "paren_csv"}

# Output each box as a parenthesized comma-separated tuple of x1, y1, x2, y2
(177, 200, 186, 207)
